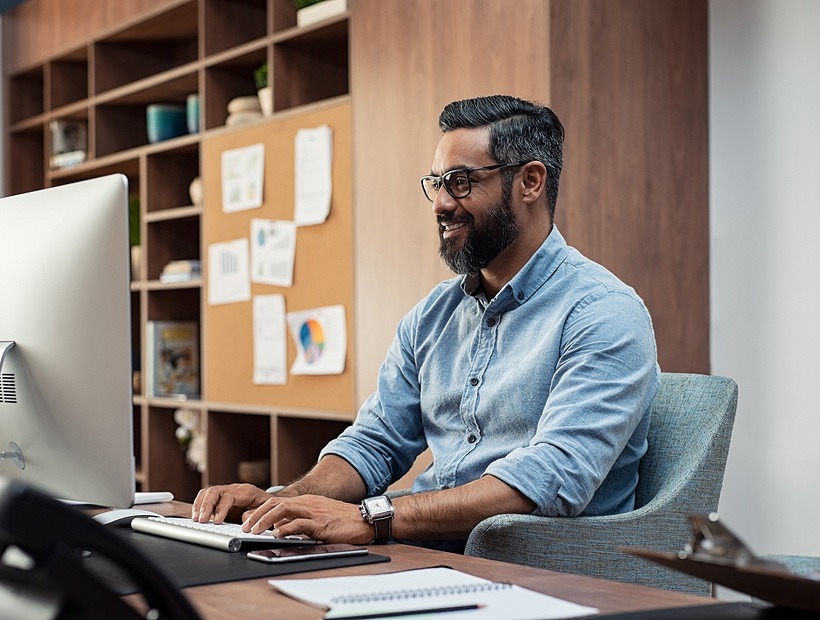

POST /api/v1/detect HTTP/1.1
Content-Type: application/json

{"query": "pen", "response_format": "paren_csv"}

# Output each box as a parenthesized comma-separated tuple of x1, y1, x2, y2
(323, 603, 483, 620)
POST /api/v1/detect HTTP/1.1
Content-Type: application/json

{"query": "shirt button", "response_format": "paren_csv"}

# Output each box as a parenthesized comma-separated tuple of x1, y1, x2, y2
(470, 378, 479, 386)
(467, 434, 477, 443)
(518, 292, 525, 300)
(486, 318, 496, 327)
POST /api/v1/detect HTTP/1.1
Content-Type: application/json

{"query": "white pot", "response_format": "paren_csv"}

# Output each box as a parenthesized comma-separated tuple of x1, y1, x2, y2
(130, 245, 142, 280)
(257, 86, 273, 117)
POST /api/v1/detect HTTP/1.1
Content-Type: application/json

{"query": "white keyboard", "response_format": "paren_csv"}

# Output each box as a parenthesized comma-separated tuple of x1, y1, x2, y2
(130, 516, 319, 552)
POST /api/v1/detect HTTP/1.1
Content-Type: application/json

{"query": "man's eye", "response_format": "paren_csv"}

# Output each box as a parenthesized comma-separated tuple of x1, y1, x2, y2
(449, 173, 469, 189)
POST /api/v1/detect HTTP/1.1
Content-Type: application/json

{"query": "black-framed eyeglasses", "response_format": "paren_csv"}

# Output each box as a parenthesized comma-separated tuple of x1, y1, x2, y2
(420, 161, 529, 203)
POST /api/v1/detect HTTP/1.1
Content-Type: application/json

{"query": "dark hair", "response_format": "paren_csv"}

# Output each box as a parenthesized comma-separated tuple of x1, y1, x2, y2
(438, 95, 564, 217)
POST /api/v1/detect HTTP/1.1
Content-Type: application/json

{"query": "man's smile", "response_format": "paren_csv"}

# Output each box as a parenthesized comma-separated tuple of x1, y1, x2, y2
(438, 215, 471, 239)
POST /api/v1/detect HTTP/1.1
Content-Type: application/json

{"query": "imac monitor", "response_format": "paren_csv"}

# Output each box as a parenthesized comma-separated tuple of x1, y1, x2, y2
(0, 174, 135, 507)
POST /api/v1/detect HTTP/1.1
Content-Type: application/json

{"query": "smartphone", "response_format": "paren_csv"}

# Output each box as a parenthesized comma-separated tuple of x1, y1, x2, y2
(247, 544, 368, 563)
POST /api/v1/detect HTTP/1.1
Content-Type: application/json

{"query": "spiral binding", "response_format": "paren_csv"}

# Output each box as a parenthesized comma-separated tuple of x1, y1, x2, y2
(331, 580, 513, 605)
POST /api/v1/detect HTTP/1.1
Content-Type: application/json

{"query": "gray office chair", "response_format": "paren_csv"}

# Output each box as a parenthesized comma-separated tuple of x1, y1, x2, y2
(464, 372, 739, 597)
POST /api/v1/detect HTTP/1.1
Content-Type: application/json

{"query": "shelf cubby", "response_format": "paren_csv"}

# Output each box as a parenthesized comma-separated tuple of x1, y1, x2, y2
(146, 404, 203, 500)
(145, 145, 201, 212)
(203, 46, 268, 130)
(8, 65, 44, 124)
(93, 1, 199, 96)
(203, 0, 269, 56)
(146, 285, 201, 323)
(48, 46, 90, 110)
(275, 417, 350, 485)
(206, 410, 272, 487)
(7, 126, 45, 195)
(145, 216, 201, 282)
(272, 18, 349, 112)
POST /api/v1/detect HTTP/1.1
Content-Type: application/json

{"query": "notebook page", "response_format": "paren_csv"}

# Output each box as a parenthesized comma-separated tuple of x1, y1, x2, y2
(268, 566, 598, 619)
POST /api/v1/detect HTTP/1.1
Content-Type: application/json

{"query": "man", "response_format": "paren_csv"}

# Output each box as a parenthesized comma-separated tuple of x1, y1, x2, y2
(193, 95, 659, 552)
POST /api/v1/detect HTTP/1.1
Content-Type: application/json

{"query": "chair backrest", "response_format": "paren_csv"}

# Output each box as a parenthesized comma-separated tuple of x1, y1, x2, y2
(463, 372, 739, 596)
(636, 372, 738, 515)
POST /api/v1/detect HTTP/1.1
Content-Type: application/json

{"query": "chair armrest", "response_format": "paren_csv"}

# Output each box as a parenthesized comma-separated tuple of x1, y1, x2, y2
(465, 511, 708, 596)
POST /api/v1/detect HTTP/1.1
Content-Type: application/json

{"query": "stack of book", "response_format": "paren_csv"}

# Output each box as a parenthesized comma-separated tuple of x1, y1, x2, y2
(160, 259, 201, 283)
(49, 119, 88, 170)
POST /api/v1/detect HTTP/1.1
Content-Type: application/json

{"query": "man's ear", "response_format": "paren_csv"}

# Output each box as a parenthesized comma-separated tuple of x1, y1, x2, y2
(520, 161, 548, 205)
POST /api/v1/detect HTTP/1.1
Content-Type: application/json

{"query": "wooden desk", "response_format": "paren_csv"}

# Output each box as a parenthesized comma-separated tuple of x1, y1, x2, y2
(120, 502, 719, 619)
(180, 543, 718, 619)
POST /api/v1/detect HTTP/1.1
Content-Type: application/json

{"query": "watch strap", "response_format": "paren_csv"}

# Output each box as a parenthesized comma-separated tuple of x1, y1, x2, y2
(371, 513, 392, 544)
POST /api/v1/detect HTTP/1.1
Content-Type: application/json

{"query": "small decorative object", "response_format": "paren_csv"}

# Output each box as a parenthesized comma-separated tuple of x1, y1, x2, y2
(160, 259, 201, 283)
(296, 0, 347, 28)
(225, 96, 263, 127)
(174, 408, 206, 473)
(49, 119, 88, 169)
(188, 176, 202, 205)
(237, 459, 271, 487)
(186, 93, 200, 133)
(146, 103, 187, 143)
(254, 63, 273, 117)
(131, 246, 142, 281)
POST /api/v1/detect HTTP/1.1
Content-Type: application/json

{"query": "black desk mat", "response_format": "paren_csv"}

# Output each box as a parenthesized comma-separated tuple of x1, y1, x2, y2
(597, 602, 820, 620)
(83, 528, 390, 596)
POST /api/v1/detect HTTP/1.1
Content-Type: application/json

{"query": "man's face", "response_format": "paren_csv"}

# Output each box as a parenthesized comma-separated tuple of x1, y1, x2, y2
(430, 128, 518, 275)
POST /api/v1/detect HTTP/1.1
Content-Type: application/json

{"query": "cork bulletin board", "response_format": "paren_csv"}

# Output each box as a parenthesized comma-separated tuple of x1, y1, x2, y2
(202, 100, 355, 415)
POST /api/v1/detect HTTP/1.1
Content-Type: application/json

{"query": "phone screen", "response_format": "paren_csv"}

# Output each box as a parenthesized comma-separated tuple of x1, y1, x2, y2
(247, 544, 368, 563)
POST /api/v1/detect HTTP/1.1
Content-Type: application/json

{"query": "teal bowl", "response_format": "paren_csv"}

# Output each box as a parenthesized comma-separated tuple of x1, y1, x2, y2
(146, 104, 187, 143)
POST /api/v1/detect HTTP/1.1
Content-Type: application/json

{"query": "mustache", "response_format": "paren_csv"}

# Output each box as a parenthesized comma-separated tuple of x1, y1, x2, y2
(437, 212, 474, 227)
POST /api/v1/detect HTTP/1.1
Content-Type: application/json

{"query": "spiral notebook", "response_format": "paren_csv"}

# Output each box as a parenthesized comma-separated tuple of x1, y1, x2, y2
(268, 566, 598, 619)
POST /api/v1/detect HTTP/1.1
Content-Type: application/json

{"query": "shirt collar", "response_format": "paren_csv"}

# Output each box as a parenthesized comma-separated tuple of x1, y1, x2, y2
(459, 225, 569, 304)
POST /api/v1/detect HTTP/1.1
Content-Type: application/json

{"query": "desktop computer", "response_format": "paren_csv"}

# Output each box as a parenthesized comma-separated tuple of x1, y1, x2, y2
(0, 174, 135, 507)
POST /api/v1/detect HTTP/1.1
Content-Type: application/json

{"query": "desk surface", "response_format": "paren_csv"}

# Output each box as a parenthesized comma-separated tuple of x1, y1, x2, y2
(119, 502, 717, 619)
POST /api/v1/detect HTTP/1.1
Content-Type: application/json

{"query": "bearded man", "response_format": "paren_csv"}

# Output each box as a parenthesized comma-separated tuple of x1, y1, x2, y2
(194, 95, 660, 553)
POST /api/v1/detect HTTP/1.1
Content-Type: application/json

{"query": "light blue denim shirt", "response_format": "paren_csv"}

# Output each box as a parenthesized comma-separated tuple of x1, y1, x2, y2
(321, 226, 659, 517)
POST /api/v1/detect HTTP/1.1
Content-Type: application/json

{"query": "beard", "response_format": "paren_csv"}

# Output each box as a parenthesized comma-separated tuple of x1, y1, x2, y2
(438, 182, 518, 275)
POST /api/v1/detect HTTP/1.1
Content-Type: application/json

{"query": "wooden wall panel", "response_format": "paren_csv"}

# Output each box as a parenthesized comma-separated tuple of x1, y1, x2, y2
(3, 0, 175, 72)
(550, 0, 710, 373)
(351, 0, 709, 384)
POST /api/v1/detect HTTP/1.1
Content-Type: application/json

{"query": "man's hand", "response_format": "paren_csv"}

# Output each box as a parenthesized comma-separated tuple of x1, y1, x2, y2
(242, 494, 373, 545)
(192, 483, 272, 525)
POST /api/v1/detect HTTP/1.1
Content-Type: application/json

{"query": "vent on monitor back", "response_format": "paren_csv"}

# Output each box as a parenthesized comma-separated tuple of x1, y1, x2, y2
(0, 374, 17, 404)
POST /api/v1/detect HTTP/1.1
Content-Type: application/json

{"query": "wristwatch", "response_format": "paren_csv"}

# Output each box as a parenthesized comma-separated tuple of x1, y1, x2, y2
(359, 495, 394, 544)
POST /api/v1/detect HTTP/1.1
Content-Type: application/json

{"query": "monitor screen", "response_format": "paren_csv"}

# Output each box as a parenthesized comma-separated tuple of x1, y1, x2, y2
(0, 174, 135, 507)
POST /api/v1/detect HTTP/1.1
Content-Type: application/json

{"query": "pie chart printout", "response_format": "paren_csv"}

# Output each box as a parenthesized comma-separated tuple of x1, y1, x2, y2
(299, 319, 325, 364)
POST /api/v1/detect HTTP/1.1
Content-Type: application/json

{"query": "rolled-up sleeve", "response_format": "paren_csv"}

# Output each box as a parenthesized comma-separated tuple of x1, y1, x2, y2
(485, 291, 658, 516)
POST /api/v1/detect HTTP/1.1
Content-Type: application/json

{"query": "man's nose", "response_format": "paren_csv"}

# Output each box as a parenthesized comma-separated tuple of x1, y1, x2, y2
(431, 186, 458, 217)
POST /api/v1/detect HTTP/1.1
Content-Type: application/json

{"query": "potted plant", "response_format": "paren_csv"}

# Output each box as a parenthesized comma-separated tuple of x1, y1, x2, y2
(295, 0, 346, 28)
(254, 62, 273, 117)
(129, 193, 141, 280)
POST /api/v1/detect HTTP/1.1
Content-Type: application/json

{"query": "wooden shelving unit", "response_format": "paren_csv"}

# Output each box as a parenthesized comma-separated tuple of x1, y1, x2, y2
(4, 0, 355, 501)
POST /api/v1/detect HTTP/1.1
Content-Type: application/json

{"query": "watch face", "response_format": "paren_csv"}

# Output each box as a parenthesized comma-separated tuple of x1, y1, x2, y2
(368, 496, 391, 513)
(368, 496, 390, 512)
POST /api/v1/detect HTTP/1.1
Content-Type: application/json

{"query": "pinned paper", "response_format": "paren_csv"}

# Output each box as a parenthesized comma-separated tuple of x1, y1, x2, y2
(287, 305, 346, 375)
(251, 219, 297, 287)
(207, 238, 251, 305)
(222, 143, 265, 212)
(253, 295, 287, 385)
(294, 125, 332, 226)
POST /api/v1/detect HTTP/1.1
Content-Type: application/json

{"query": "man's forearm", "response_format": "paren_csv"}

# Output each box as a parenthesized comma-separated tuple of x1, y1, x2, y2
(392, 475, 536, 540)
(276, 454, 367, 503)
